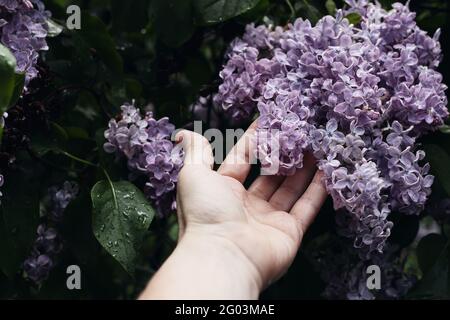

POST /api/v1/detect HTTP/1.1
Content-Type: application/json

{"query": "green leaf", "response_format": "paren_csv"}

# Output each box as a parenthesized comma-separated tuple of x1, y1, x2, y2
(0, 44, 17, 114)
(424, 144, 450, 196)
(345, 12, 362, 25)
(64, 126, 90, 140)
(296, 0, 321, 24)
(46, 19, 64, 37)
(403, 250, 422, 279)
(8, 73, 25, 108)
(194, 0, 261, 25)
(410, 239, 450, 299)
(417, 234, 447, 275)
(236, 0, 269, 23)
(111, 0, 150, 33)
(79, 13, 124, 74)
(152, 0, 196, 47)
(325, 0, 337, 15)
(91, 180, 155, 275)
(439, 124, 450, 134)
(51, 122, 69, 142)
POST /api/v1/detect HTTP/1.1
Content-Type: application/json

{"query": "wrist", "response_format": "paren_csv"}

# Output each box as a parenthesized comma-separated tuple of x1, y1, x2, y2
(141, 225, 263, 299)
(175, 230, 263, 298)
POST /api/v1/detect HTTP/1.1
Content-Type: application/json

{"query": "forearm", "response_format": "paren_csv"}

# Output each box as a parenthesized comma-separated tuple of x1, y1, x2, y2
(139, 232, 262, 300)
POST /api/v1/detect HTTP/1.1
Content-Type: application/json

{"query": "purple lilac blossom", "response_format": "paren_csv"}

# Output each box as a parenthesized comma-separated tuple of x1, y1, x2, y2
(47, 181, 79, 222)
(23, 181, 78, 284)
(214, 1, 448, 259)
(0, 0, 50, 85)
(104, 103, 183, 216)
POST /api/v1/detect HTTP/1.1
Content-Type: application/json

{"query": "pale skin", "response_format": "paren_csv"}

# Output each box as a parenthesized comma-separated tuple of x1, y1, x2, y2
(139, 122, 328, 300)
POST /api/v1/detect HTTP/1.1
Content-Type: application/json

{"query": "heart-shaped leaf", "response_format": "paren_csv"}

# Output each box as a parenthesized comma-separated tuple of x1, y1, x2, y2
(91, 180, 155, 275)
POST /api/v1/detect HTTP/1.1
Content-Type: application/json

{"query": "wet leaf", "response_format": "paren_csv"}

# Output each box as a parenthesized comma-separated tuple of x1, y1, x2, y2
(91, 180, 155, 275)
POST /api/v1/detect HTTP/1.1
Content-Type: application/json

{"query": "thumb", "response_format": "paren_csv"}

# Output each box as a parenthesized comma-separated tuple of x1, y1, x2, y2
(175, 130, 214, 169)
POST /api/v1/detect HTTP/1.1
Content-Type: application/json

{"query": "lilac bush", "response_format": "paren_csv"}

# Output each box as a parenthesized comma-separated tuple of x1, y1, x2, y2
(0, 0, 50, 85)
(0, 0, 448, 301)
(214, 0, 448, 260)
(104, 103, 184, 216)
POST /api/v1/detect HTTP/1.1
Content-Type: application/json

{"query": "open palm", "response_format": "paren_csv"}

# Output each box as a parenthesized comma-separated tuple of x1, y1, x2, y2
(176, 124, 327, 288)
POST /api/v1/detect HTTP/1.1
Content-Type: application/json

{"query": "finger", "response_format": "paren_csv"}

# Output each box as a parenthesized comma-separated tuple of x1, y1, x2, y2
(217, 120, 258, 183)
(248, 175, 285, 200)
(176, 130, 214, 169)
(268, 153, 316, 212)
(290, 171, 327, 232)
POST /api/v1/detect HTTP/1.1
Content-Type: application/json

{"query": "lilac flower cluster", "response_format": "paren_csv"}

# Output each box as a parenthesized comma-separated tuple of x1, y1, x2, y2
(47, 181, 79, 222)
(316, 241, 416, 300)
(104, 103, 183, 216)
(214, 1, 448, 259)
(23, 181, 78, 284)
(0, 0, 50, 85)
(23, 224, 61, 284)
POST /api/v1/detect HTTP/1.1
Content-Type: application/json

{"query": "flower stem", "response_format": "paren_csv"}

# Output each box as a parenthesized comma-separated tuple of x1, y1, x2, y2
(285, 0, 295, 20)
(57, 149, 118, 209)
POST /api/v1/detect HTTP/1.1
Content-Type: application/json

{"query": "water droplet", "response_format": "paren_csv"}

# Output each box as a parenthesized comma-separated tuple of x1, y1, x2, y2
(107, 241, 113, 248)
(137, 211, 148, 225)
(100, 224, 105, 231)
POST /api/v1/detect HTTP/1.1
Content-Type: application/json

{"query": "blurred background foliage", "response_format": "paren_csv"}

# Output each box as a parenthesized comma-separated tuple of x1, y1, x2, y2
(0, 0, 449, 299)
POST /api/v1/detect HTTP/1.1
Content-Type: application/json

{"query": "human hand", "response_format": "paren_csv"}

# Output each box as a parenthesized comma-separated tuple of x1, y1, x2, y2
(140, 122, 327, 299)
